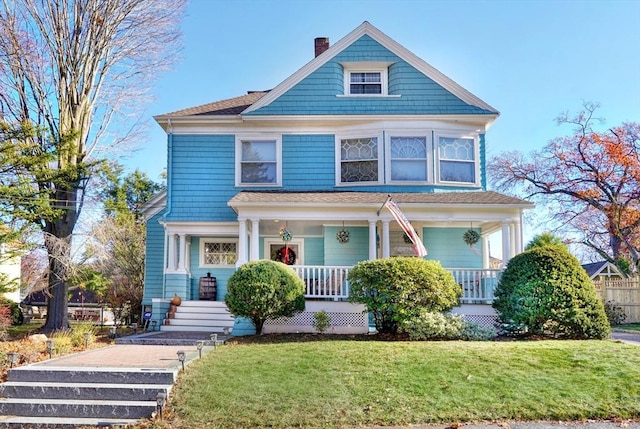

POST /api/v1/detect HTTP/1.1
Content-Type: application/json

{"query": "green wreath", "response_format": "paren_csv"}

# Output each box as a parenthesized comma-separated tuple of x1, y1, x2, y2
(273, 246, 296, 265)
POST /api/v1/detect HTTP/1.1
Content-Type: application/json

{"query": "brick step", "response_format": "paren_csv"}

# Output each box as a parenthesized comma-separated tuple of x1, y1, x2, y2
(8, 367, 175, 385)
(0, 381, 172, 401)
(0, 398, 155, 419)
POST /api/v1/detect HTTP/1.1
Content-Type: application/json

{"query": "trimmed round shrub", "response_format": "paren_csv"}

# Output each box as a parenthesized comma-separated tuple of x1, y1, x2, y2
(225, 260, 305, 334)
(348, 257, 461, 334)
(399, 311, 463, 340)
(493, 245, 610, 339)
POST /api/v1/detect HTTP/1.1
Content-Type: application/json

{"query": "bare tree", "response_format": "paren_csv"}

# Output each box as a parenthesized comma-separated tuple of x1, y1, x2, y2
(0, 0, 185, 331)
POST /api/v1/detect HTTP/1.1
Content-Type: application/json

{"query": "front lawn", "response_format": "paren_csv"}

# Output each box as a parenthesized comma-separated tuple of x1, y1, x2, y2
(164, 336, 640, 429)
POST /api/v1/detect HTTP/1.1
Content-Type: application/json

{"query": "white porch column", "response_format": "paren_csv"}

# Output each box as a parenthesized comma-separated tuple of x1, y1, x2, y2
(381, 220, 390, 258)
(166, 233, 177, 272)
(368, 220, 377, 260)
(501, 221, 511, 268)
(482, 235, 490, 268)
(250, 219, 260, 261)
(509, 222, 517, 259)
(176, 234, 187, 273)
(513, 219, 523, 255)
(237, 218, 248, 266)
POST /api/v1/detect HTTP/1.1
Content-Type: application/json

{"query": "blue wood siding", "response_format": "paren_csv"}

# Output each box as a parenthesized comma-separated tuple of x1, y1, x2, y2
(248, 35, 494, 116)
(166, 134, 238, 222)
(142, 211, 165, 304)
(324, 226, 369, 266)
(303, 237, 324, 265)
(283, 135, 335, 189)
(424, 227, 482, 268)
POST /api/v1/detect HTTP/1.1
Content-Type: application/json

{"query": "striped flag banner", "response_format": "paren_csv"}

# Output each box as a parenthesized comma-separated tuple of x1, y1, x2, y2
(384, 197, 428, 257)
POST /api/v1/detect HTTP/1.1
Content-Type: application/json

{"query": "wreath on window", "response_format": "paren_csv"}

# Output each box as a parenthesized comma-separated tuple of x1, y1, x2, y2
(273, 246, 296, 265)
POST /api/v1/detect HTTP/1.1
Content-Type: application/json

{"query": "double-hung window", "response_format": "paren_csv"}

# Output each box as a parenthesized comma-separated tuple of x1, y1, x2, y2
(437, 136, 477, 184)
(236, 137, 281, 186)
(389, 136, 428, 182)
(339, 136, 380, 184)
(200, 240, 237, 267)
(342, 62, 390, 96)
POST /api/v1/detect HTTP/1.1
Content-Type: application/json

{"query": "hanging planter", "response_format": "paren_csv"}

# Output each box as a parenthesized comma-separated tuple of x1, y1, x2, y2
(336, 223, 350, 244)
(463, 229, 481, 247)
(279, 226, 293, 242)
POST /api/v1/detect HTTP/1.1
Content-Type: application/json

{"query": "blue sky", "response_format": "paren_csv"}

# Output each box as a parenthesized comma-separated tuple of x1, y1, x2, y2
(125, 0, 640, 182)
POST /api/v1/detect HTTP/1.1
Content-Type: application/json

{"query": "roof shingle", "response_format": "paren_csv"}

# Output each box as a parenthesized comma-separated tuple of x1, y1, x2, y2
(157, 91, 269, 117)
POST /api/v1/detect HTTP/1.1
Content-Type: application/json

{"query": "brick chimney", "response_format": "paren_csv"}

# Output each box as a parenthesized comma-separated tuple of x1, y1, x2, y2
(314, 37, 329, 57)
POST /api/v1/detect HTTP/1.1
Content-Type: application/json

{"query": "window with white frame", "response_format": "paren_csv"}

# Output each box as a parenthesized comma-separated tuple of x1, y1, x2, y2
(389, 136, 428, 182)
(342, 63, 390, 96)
(236, 138, 280, 186)
(438, 136, 477, 183)
(200, 240, 237, 267)
(339, 136, 380, 183)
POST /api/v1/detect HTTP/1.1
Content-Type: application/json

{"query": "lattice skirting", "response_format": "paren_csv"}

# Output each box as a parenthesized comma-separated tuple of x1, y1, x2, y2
(459, 314, 498, 329)
(264, 309, 369, 334)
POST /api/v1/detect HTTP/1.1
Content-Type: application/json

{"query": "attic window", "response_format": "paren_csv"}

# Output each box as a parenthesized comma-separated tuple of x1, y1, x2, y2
(342, 62, 390, 96)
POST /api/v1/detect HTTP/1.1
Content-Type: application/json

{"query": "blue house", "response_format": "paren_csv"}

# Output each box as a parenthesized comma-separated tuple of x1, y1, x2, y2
(142, 22, 533, 335)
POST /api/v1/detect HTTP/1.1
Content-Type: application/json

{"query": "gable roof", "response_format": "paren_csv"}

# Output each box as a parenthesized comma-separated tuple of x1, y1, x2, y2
(582, 261, 624, 278)
(243, 21, 498, 115)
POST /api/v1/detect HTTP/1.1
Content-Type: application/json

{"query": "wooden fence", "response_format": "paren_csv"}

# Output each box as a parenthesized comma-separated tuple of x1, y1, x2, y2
(593, 277, 640, 323)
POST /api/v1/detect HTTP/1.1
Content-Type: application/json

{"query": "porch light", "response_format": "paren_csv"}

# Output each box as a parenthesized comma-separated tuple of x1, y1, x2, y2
(7, 352, 19, 368)
(46, 339, 55, 359)
(83, 332, 91, 349)
(156, 392, 167, 420)
(196, 341, 204, 358)
(177, 350, 186, 371)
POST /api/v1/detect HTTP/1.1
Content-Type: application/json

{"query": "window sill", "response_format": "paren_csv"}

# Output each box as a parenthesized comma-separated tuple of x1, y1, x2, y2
(336, 94, 401, 98)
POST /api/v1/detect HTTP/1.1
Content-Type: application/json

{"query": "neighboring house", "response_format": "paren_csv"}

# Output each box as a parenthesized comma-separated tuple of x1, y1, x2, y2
(142, 22, 534, 335)
(582, 261, 626, 282)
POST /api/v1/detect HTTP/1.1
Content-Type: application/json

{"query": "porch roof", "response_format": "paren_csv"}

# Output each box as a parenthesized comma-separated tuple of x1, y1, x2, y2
(228, 190, 533, 207)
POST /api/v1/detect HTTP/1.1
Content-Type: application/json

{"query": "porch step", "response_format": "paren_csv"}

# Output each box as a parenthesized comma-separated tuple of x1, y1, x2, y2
(0, 366, 174, 427)
(162, 300, 234, 333)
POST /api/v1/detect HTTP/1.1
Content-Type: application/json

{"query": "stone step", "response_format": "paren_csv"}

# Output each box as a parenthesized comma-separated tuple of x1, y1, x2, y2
(0, 416, 139, 428)
(171, 311, 234, 320)
(177, 300, 229, 309)
(0, 381, 172, 401)
(0, 398, 155, 419)
(8, 367, 175, 385)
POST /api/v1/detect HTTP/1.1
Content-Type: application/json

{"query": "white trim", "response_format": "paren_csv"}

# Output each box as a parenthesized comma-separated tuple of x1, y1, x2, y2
(264, 238, 305, 265)
(160, 221, 239, 236)
(335, 132, 383, 186)
(243, 21, 498, 115)
(141, 190, 167, 220)
(434, 132, 480, 186)
(235, 135, 282, 187)
(199, 238, 239, 268)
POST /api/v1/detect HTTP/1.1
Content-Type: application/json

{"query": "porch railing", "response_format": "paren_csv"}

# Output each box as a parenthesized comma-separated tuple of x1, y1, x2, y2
(292, 265, 502, 303)
(292, 265, 351, 300)
(449, 268, 502, 304)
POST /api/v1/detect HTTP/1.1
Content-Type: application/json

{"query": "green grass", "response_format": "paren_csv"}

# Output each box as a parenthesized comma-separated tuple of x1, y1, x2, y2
(167, 337, 640, 429)
(615, 323, 640, 332)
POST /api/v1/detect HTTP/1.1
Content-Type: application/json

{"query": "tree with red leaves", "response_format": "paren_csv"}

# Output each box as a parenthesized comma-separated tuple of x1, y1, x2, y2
(489, 103, 640, 273)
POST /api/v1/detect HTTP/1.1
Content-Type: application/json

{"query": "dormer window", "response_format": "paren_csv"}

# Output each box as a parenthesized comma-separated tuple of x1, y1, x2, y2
(341, 62, 391, 96)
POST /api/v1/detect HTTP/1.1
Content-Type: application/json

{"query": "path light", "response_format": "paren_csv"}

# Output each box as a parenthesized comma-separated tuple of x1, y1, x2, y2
(196, 341, 204, 359)
(156, 392, 167, 420)
(210, 333, 217, 349)
(83, 332, 91, 349)
(109, 325, 117, 339)
(151, 320, 157, 331)
(177, 350, 186, 371)
(46, 339, 55, 359)
(223, 327, 229, 336)
(131, 322, 138, 334)
(7, 352, 19, 368)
